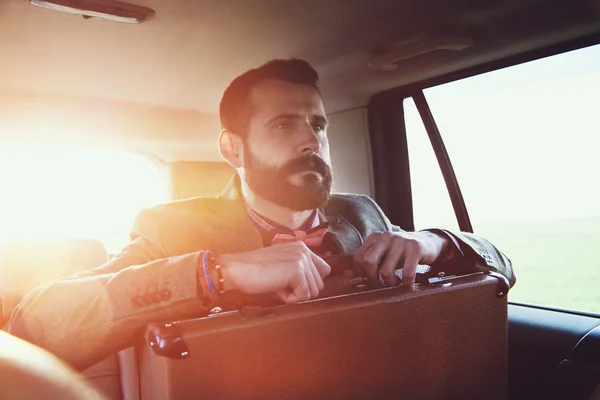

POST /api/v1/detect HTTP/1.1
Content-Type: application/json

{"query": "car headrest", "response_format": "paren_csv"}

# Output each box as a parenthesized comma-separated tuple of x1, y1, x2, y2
(0, 238, 107, 324)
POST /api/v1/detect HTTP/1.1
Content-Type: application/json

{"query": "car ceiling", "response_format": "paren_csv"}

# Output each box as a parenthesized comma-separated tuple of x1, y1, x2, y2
(0, 0, 599, 160)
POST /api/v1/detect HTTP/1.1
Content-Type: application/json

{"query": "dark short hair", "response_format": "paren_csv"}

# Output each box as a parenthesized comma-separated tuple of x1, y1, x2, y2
(219, 59, 320, 137)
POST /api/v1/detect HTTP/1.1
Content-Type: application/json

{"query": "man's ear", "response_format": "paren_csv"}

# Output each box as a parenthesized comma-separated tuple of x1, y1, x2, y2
(218, 129, 244, 169)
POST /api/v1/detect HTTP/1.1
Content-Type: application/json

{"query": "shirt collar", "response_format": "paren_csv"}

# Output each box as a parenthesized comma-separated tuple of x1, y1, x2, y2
(244, 203, 320, 234)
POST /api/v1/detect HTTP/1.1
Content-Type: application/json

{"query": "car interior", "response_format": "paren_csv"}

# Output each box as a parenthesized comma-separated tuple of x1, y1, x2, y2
(0, 0, 599, 399)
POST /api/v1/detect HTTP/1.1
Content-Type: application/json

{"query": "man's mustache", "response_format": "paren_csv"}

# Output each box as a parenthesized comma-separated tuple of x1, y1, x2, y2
(280, 155, 331, 177)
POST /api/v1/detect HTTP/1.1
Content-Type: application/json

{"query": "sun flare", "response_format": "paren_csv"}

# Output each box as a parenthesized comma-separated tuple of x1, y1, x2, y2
(0, 143, 168, 253)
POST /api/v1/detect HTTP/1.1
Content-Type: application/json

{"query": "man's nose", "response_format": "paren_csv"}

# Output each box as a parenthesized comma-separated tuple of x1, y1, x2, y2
(299, 123, 321, 155)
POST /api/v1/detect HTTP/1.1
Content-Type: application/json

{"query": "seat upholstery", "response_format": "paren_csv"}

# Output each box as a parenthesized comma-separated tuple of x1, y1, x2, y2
(0, 238, 126, 400)
(0, 330, 106, 400)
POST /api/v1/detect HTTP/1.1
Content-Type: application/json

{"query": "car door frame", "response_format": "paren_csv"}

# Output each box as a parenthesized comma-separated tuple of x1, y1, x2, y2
(366, 32, 600, 400)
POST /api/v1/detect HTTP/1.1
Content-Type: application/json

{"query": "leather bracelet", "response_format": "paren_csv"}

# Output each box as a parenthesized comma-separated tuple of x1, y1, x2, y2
(197, 253, 212, 307)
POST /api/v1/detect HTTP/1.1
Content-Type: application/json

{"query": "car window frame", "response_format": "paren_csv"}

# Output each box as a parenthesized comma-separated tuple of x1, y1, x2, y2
(367, 34, 600, 314)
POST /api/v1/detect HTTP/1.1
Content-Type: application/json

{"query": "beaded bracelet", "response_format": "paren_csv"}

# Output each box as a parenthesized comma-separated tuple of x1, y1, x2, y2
(214, 262, 225, 295)
(207, 252, 225, 295)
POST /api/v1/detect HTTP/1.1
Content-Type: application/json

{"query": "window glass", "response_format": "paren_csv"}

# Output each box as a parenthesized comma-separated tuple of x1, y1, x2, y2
(405, 97, 460, 232)
(408, 44, 600, 314)
(0, 143, 168, 253)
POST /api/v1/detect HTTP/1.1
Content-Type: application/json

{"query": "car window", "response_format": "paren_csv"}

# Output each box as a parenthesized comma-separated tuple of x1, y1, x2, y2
(0, 143, 168, 253)
(405, 97, 461, 232)
(406, 43, 600, 314)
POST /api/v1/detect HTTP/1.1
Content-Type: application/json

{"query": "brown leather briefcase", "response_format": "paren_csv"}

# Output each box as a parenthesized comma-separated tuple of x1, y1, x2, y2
(138, 259, 509, 400)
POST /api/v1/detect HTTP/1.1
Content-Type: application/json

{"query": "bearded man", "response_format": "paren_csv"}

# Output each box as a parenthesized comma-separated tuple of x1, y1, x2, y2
(7, 59, 514, 371)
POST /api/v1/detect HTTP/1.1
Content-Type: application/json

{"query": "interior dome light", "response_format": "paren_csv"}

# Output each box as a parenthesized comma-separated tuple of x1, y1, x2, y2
(29, 0, 155, 24)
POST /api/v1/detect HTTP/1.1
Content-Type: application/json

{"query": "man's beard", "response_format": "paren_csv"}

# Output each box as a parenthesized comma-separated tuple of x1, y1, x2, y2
(244, 149, 333, 211)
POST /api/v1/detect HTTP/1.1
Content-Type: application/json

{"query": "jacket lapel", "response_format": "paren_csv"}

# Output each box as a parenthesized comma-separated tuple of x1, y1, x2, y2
(319, 211, 364, 254)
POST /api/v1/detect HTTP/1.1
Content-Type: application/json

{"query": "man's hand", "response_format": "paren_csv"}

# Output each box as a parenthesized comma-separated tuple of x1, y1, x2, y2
(216, 242, 331, 304)
(353, 231, 450, 287)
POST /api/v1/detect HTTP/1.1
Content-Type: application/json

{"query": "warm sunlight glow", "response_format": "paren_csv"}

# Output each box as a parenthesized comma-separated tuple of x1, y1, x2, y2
(0, 143, 168, 253)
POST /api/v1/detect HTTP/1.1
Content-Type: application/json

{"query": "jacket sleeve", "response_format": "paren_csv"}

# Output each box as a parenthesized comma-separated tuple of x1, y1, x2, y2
(364, 196, 516, 288)
(422, 228, 516, 288)
(5, 209, 211, 371)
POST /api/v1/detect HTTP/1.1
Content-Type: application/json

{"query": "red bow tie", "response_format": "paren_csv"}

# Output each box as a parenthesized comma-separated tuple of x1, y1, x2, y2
(271, 222, 330, 247)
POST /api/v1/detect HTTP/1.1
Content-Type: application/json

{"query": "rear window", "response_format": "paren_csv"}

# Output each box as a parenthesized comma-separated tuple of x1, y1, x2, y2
(0, 143, 168, 253)
(406, 43, 600, 314)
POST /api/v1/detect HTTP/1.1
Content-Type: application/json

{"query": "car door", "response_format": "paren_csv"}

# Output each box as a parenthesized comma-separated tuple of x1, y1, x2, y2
(367, 41, 600, 400)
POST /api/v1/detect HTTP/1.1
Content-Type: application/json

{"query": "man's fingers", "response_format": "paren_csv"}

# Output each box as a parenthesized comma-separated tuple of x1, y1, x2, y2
(379, 237, 404, 287)
(353, 233, 379, 279)
(286, 268, 311, 304)
(382, 273, 402, 287)
(310, 252, 331, 278)
(308, 258, 325, 291)
(361, 250, 380, 287)
(352, 242, 374, 278)
(401, 250, 420, 286)
(354, 233, 380, 263)
(357, 232, 394, 287)
(304, 260, 321, 298)
(277, 289, 306, 305)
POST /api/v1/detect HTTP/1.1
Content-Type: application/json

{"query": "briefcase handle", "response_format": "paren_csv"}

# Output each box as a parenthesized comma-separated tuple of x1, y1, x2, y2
(324, 253, 433, 283)
(215, 253, 509, 311)
(324, 254, 509, 296)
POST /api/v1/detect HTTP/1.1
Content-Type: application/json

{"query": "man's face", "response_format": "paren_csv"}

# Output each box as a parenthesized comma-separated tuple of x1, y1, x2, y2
(242, 78, 333, 211)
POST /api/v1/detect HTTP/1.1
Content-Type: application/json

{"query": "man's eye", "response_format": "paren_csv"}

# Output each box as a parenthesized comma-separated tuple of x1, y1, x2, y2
(313, 123, 325, 132)
(276, 123, 292, 130)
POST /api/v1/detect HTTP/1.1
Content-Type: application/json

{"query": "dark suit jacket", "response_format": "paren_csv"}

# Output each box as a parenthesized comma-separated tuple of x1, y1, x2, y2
(6, 175, 514, 370)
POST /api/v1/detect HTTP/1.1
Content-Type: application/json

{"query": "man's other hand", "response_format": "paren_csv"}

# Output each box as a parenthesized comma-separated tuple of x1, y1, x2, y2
(353, 231, 450, 287)
(216, 242, 331, 304)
